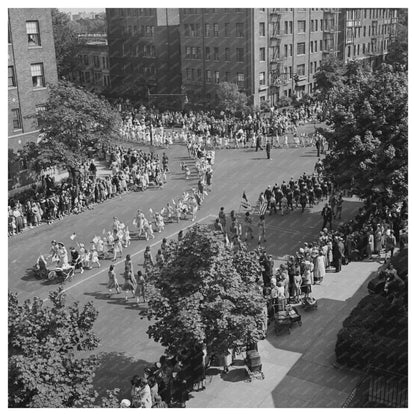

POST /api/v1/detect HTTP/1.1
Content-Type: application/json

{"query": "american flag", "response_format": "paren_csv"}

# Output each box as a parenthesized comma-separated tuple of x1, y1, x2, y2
(259, 201, 268, 216)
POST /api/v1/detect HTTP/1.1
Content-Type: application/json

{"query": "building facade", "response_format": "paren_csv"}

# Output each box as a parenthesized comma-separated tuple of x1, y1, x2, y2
(8, 8, 58, 150)
(179, 8, 397, 107)
(338, 8, 398, 65)
(77, 34, 110, 93)
(106, 8, 182, 101)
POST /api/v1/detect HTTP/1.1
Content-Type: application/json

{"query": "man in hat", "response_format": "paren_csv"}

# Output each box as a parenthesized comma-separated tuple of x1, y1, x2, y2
(321, 203, 333, 230)
(265, 139, 272, 160)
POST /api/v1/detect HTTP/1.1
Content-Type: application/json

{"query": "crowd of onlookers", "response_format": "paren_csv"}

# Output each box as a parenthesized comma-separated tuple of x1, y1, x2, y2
(8, 145, 170, 237)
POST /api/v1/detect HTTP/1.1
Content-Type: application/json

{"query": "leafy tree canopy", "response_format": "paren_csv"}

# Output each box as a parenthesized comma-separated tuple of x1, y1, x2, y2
(21, 81, 122, 178)
(145, 225, 266, 357)
(321, 64, 407, 202)
(215, 82, 249, 115)
(51, 9, 85, 81)
(9, 289, 107, 407)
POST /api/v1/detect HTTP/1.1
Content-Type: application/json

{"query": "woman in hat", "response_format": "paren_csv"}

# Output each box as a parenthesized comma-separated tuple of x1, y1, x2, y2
(112, 234, 123, 261)
(143, 246, 154, 272)
(313, 249, 326, 284)
(107, 264, 120, 297)
(135, 270, 146, 304)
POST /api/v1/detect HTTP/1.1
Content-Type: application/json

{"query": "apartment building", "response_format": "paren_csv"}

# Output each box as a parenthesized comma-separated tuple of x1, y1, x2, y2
(8, 8, 58, 150)
(77, 34, 110, 93)
(179, 8, 397, 107)
(106, 8, 182, 100)
(338, 8, 398, 65)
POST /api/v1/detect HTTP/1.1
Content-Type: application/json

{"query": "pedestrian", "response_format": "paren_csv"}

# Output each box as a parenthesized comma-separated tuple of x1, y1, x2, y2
(313, 249, 326, 284)
(244, 212, 254, 241)
(107, 264, 121, 296)
(335, 194, 344, 219)
(384, 229, 397, 263)
(218, 207, 226, 230)
(321, 203, 333, 230)
(135, 270, 146, 304)
(143, 246, 154, 272)
(265, 139, 271, 160)
(112, 235, 123, 261)
(257, 214, 266, 245)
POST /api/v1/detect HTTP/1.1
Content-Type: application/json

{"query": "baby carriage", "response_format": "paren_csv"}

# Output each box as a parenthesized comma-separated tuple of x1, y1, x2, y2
(33, 255, 49, 280)
(47, 264, 75, 283)
(301, 296, 318, 311)
(244, 350, 264, 382)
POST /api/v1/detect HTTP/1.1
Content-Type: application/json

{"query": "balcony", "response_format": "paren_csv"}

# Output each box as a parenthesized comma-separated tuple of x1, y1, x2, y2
(323, 26, 338, 33)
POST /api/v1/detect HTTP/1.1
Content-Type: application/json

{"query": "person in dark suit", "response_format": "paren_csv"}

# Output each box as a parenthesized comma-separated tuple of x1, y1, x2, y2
(265, 140, 271, 159)
(321, 203, 333, 230)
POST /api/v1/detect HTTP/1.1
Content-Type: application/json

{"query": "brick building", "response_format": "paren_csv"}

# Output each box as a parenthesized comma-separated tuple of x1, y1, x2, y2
(338, 8, 398, 65)
(8, 8, 58, 150)
(179, 8, 397, 107)
(77, 34, 110, 93)
(106, 8, 182, 101)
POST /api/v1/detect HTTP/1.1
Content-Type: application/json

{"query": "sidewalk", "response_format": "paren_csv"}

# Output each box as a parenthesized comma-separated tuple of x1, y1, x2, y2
(187, 260, 380, 408)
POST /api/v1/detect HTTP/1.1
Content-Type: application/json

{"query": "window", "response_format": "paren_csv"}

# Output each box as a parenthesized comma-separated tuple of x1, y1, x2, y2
(197, 69, 202, 81)
(225, 47, 230, 61)
(298, 20, 306, 33)
(205, 47, 211, 60)
(206, 70, 212, 82)
(289, 44, 293, 57)
(310, 41, 314, 53)
(85, 71, 91, 83)
(93, 56, 100, 68)
(310, 19, 314, 32)
(237, 72, 245, 88)
(26, 21, 40, 46)
(284, 44, 288, 57)
(12, 108, 22, 131)
(363, 26, 366, 37)
(320, 40, 322, 51)
(214, 47, 219, 61)
(225, 72, 230, 82)
(104, 75, 110, 87)
(185, 46, 191, 59)
(285, 22, 289, 34)
(36, 104, 47, 127)
(214, 71, 220, 84)
(289, 21, 293, 34)
(259, 72, 265, 86)
(205, 23, 211, 37)
(83, 55, 89, 65)
(297, 42, 305, 55)
(259, 22, 265, 36)
(225, 23, 230, 36)
(8, 66, 16, 87)
(186, 68, 192, 80)
(297, 64, 305, 76)
(259, 47, 265, 61)
(213, 23, 219, 36)
(31, 63, 45, 88)
(236, 23, 244, 37)
(79, 71, 85, 83)
(236, 48, 244, 62)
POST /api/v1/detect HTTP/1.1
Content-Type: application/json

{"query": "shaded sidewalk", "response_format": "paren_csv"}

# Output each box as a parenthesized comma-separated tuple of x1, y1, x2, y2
(187, 261, 381, 408)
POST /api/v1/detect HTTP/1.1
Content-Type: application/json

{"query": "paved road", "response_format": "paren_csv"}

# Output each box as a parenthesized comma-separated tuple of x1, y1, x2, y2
(9, 132, 350, 401)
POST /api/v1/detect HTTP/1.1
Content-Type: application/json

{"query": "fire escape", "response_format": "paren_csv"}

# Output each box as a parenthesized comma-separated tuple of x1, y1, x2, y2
(322, 8, 340, 58)
(268, 9, 287, 96)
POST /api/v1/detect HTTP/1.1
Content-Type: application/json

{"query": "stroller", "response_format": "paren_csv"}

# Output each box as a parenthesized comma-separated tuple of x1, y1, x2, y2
(33, 255, 49, 280)
(301, 296, 318, 311)
(245, 350, 264, 382)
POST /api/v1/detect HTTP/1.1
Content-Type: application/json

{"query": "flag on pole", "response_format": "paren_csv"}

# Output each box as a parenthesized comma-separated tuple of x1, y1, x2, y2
(242, 191, 248, 202)
(259, 201, 268, 216)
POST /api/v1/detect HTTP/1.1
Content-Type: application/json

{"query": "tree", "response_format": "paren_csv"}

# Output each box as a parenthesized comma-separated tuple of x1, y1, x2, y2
(385, 9, 408, 69)
(215, 82, 249, 115)
(9, 289, 106, 407)
(21, 81, 122, 182)
(51, 9, 85, 81)
(321, 64, 407, 202)
(145, 225, 266, 357)
(314, 56, 345, 99)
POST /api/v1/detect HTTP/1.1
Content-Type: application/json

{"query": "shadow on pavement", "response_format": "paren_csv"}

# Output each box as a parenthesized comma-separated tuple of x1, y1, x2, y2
(94, 351, 153, 400)
(220, 368, 248, 383)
